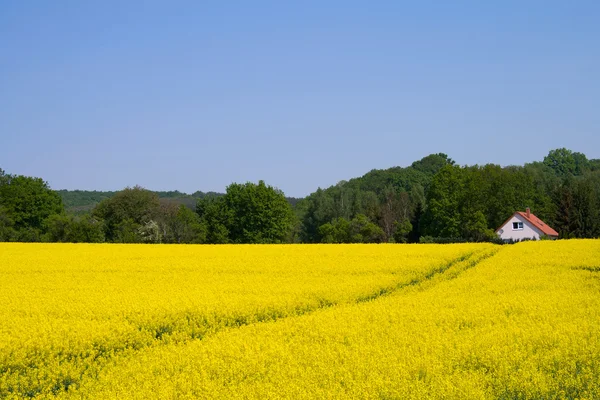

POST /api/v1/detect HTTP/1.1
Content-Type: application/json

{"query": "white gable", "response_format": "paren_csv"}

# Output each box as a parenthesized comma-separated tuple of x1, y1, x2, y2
(496, 214, 544, 241)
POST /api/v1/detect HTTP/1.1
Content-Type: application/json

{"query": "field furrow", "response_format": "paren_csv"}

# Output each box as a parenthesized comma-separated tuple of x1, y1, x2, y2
(0, 243, 485, 398)
(55, 240, 600, 400)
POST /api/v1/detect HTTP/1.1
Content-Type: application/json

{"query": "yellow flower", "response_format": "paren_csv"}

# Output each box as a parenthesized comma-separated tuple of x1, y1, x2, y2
(1, 241, 598, 399)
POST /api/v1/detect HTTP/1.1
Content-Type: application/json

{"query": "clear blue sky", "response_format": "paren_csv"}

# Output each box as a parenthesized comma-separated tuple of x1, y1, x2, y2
(1, 1, 598, 197)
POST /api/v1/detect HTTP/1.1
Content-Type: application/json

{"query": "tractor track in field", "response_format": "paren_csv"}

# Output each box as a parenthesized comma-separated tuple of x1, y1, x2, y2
(354, 246, 501, 304)
(146, 246, 503, 342)
(4, 246, 503, 399)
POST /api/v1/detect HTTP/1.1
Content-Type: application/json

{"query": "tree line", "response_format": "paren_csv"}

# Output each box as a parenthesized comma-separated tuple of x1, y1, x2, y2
(1, 148, 599, 244)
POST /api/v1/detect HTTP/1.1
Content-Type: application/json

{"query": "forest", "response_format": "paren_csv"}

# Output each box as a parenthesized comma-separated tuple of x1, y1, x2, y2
(1, 148, 599, 244)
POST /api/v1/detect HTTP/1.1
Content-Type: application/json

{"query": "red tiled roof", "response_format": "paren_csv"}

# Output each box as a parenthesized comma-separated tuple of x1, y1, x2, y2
(515, 211, 559, 237)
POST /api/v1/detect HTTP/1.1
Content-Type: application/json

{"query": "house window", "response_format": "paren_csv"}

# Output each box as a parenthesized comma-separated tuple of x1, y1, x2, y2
(512, 222, 523, 230)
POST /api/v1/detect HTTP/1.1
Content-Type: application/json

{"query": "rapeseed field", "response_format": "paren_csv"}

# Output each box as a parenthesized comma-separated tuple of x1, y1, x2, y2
(1, 241, 599, 399)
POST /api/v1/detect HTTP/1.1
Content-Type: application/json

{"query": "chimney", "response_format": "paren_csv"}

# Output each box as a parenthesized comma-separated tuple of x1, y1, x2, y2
(526, 207, 531, 217)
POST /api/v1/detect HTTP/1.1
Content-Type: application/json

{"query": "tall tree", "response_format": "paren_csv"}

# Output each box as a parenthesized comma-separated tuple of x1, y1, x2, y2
(422, 165, 464, 238)
(157, 202, 206, 243)
(0, 205, 16, 241)
(299, 188, 336, 243)
(410, 153, 455, 176)
(223, 180, 294, 244)
(544, 148, 577, 177)
(379, 186, 412, 242)
(196, 197, 231, 244)
(92, 186, 160, 242)
(0, 173, 63, 240)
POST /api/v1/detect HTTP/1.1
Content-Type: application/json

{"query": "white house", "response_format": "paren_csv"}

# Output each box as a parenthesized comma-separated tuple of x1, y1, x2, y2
(495, 208, 559, 241)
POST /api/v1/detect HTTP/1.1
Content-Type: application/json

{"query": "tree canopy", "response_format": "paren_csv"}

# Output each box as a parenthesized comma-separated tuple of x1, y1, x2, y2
(0, 171, 63, 241)
(2, 148, 599, 244)
(92, 186, 160, 242)
(197, 180, 294, 244)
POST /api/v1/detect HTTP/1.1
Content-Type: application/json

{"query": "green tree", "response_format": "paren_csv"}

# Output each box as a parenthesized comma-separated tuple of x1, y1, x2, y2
(563, 172, 600, 238)
(573, 152, 590, 175)
(410, 153, 455, 176)
(462, 210, 495, 242)
(43, 214, 104, 243)
(544, 148, 577, 177)
(173, 205, 206, 243)
(300, 188, 336, 242)
(0, 173, 63, 240)
(318, 217, 351, 243)
(196, 197, 231, 244)
(379, 186, 412, 242)
(0, 205, 16, 241)
(0, 169, 15, 241)
(358, 191, 380, 223)
(223, 181, 294, 243)
(318, 214, 384, 243)
(422, 165, 464, 238)
(92, 186, 160, 242)
(0, 168, 7, 185)
(68, 215, 104, 242)
(113, 218, 141, 243)
(43, 214, 72, 242)
(350, 214, 385, 243)
(393, 219, 413, 243)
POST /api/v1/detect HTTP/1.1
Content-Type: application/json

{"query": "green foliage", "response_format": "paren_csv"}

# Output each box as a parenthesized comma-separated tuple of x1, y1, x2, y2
(380, 186, 412, 241)
(419, 236, 467, 244)
(422, 163, 553, 242)
(300, 188, 336, 242)
(318, 217, 351, 243)
(0, 171, 64, 241)
(0, 175, 64, 231)
(16, 227, 44, 242)
(113, 218, 141, 243)
(57, 189, 225, 216)
(318, 214, 384, 243)
(543, 148, 583, 177)
(92, 186, 160, 243)
(300, 154, 454, 243)
(410, 153, 455, 175)
(0, 168, 7, 185)
(56, 190, 117, 215)
(422, 165, 463, 238)
(223, 181, 294, 244)
(3, 148, 600, 244)
(158, 203, 206, 243)
(44, 214, 104, 243)
(197, 197, 232, 244)
(196, 181, 295, 244)
(176, 205, 207, 244)
(350, 214, 385, 243)
(553, 172, 600, 238)
(462, 210, 495, 242)
(43, 214, 71, 242)
(392, 219, 413, 243)
(0, 205, 16, 241)
(69, 215, 105, 242)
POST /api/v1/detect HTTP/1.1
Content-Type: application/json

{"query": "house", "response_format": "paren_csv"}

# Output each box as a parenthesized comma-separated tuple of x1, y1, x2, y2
(495, 208, 559, 241)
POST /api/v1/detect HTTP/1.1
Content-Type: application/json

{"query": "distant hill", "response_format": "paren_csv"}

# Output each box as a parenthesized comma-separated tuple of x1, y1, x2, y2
(56, 189, 302, 215)
(56, 190, 222, 215)
(56, 190, 117, 215)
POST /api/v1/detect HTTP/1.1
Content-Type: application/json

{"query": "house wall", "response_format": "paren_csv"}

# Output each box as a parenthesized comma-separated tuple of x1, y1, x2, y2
(496, 214, 542, 241)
